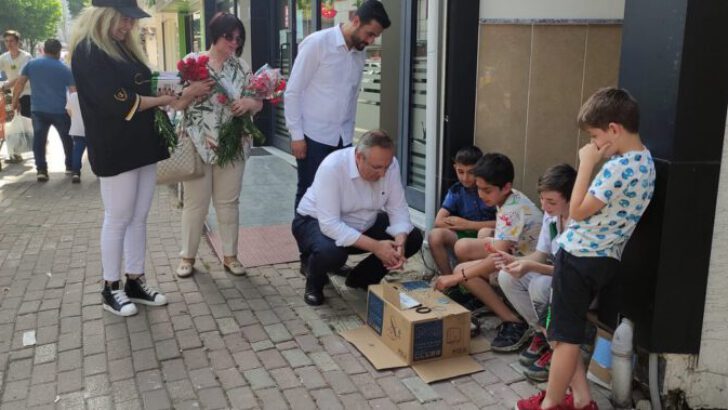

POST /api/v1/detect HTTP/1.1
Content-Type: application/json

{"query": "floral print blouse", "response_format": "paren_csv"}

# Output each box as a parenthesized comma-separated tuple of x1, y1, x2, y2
(181, 52, 252, 165)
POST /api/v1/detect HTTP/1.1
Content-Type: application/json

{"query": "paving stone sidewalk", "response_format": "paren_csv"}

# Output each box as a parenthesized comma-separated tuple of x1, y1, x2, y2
(0, 146, 614, 410)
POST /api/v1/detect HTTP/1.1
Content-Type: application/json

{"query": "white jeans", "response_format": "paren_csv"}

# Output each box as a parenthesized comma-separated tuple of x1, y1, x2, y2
(180, 160, 245, 258)
(498, 270, 552, 327)
(99, 164, 157, 282)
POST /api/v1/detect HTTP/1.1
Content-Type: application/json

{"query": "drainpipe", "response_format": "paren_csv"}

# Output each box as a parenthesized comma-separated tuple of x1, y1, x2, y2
(424, 0, 442, 232)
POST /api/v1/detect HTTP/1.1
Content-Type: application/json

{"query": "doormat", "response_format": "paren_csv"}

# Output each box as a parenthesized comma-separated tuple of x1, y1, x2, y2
(206, 224, 299, 267)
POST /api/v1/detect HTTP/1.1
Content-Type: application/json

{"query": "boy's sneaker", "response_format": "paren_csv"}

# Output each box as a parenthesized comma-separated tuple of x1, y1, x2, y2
(515, 391, 565, 410)
(124, 276, 168, 306)
(563, 394, 599, 410)
(492, 321, 531, 352)
(102, 281, 138, 317)
(519, 332, 549, 366)
(524, 349, 553, 382)
(470, 316, 481, 337)
(71, 173, 81, 184)
(65, 169, 73, 176)
(444, 286, 485, 311)
(37, 170, 49, 182)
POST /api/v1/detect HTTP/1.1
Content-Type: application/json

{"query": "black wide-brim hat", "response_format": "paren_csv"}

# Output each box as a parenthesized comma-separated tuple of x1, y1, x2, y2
(92, 0, 151, 19)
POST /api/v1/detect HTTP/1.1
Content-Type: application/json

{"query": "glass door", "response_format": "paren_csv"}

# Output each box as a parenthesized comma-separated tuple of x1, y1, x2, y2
(400, 0, 428, 210)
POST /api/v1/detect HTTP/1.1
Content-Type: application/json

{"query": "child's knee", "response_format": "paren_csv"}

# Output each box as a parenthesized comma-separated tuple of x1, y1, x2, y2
(454, 238, 478, 260)
(427, 228, 446, 246)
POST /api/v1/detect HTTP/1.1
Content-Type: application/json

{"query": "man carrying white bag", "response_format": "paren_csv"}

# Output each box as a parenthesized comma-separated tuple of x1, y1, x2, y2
(4, 111, 33, 160)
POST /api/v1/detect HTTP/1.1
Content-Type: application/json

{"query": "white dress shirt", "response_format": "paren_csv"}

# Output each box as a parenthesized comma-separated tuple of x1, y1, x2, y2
(284, 25, 366, 146)
(297, 147, 414, 247)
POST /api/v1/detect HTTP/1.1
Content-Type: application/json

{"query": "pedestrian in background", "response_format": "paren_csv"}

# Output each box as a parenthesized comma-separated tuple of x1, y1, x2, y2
(69, 0, 212, 316)
(12, 39, 74, 181)
(65, 90, 85, 183)
(0, 30, 32, 122)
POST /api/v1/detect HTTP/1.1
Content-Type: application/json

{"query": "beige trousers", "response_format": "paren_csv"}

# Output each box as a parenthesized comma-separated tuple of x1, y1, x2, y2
(180, 159, 245, 258)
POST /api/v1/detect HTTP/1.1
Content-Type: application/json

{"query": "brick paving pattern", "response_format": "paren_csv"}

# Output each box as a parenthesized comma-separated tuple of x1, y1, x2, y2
(0, 155, 614, 409)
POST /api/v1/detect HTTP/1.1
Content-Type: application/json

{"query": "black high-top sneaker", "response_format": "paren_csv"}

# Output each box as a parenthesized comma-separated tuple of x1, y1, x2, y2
(102, 281, 138, 317)
(124, 275, 168, 306)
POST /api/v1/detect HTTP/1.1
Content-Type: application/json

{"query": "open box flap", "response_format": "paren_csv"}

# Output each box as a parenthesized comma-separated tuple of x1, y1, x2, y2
(411, 355, 483, 383)
(340, 326, 408, 370)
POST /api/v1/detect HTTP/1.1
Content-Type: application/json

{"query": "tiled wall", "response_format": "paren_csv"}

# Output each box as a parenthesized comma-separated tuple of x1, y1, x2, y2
(474, 23, 622, 200)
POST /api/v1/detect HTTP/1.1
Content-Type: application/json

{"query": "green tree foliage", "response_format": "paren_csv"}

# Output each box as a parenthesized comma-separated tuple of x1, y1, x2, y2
(0, 0, 62, 52)
(68, 0, 90, 17)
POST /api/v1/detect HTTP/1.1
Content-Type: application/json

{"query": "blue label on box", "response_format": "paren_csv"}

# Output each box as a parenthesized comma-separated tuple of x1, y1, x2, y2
(367, 292, 384, 335)
(401, 280, 430, 291)
(413, 320, 443, 361)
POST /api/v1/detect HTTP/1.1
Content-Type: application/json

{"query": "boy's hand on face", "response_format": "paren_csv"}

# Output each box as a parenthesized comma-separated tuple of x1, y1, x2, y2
(579, 142, 610, 166)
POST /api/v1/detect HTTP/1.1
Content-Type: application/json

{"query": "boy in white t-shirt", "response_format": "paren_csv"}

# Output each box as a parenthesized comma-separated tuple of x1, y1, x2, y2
(494, 163, 576, 383)
(65, 91, 85, 183)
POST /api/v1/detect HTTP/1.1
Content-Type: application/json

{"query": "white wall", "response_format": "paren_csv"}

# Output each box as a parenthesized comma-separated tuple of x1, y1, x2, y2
(663, 109, 728, 408)
(479, 0, 625, 20)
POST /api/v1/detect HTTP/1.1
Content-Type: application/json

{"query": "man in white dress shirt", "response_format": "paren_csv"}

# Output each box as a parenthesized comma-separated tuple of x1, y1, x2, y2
(284, 0, 390, 208)
(293, 130, 423, 306)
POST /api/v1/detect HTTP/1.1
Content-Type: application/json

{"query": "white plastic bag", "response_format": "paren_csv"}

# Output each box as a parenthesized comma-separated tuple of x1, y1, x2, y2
(5, 114, 33, 155)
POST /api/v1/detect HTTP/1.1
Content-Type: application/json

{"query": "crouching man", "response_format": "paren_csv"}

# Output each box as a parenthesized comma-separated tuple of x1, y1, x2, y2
(292, 130, 423, 306)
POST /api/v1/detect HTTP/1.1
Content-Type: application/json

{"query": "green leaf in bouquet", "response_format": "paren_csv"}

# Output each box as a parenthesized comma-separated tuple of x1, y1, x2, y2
(154, 109, 178, 152)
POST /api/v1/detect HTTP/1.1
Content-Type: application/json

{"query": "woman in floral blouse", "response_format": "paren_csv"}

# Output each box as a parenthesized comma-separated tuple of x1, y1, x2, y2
(177, 13, 262, 278)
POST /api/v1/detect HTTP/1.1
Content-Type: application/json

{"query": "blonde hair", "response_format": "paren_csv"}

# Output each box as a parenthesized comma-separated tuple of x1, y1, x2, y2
(68, 6, 147, 65)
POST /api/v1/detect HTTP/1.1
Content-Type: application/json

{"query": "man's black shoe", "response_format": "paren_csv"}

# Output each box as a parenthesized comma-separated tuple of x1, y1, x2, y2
(333, 264, 353, 277)
(37, 170, 49, 182)
(344, 274, 368, 290)
(304, 283, 324, 306)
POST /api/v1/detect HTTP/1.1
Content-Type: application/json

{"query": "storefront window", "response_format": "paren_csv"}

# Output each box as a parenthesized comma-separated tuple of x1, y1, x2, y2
(407, 0, 427, 191)
(215, 0, 236, 14)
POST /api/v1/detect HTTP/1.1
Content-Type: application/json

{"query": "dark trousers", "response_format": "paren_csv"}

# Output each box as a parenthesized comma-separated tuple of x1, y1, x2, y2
(292, 212, 424, 289)
(71, 136, 86, 174)
(31, 111, 72, 172)
(19, 95, 31, 118)
(294, 136, 348, 209)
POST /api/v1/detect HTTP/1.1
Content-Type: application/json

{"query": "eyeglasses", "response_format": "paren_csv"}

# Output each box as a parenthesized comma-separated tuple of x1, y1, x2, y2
(222, 33, 242, 44)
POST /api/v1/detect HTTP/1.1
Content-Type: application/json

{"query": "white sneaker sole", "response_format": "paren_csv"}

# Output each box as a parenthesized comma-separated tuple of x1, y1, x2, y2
(128, 295, 168, 307)
(102, 302, 138, 317)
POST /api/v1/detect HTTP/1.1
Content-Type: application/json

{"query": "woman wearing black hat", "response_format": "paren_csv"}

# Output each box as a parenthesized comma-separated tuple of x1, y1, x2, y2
(68, 0, 213, 316)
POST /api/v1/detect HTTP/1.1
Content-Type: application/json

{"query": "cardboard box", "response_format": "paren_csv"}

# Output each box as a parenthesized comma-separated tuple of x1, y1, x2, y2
(587, 327, 612, 389)
(341, 281, 483, 383)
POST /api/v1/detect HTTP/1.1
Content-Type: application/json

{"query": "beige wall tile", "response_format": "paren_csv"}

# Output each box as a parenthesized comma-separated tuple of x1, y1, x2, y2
(522, 25, 587, 200)
(474, 24, 532, 189)
(578, 25, 623, 151)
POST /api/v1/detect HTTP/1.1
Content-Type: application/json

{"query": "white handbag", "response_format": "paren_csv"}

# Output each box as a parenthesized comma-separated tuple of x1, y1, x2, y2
(156, 130, 205, 185)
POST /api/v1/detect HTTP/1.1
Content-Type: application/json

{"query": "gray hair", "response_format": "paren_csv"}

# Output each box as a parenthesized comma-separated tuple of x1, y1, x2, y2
(356, 130, 396, 156)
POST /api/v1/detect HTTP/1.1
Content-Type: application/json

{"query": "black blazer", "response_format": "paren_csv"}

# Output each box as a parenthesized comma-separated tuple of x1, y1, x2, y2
(72, 40, 169, 177)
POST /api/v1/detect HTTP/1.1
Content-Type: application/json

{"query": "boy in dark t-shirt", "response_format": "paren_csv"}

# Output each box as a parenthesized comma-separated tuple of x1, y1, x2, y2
(428, 146, 496, 277)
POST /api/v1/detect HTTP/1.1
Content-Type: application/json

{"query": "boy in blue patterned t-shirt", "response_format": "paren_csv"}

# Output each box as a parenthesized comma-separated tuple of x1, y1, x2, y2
(428, 146, 496, 277)
(517, 88, 656, 410)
